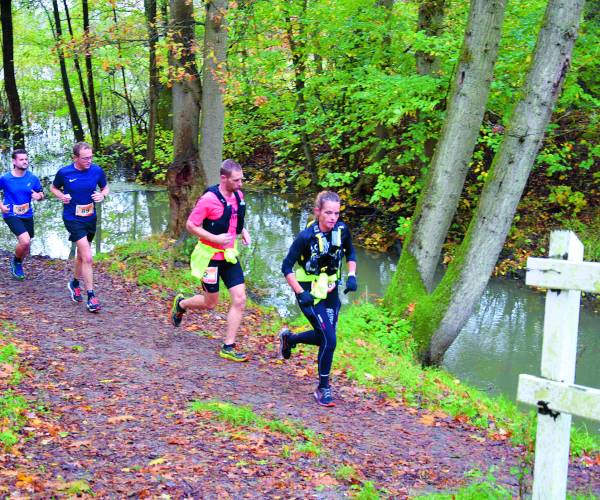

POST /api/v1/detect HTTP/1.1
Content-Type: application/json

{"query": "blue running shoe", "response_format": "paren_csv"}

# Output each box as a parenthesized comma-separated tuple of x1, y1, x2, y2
(86, 296, 101, 313)
(67, 280, 84, 302)
(314, 386, 335, 407)
(10, 257, 24, 280)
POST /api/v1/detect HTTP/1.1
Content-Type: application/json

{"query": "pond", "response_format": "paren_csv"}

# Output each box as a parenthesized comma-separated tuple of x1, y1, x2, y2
(1, 146, 598, 434)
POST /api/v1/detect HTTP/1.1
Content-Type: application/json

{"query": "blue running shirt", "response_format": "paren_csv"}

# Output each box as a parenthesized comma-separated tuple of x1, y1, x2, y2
(52, 163, 107, 221)
(0, 170, 43, 219)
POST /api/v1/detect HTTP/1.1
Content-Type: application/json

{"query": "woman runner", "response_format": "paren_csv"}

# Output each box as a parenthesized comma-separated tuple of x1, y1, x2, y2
(280, 191, 357, 407)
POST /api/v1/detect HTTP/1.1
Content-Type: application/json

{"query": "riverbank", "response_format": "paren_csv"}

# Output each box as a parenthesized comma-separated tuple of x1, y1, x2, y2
(0, 249, 598, 497)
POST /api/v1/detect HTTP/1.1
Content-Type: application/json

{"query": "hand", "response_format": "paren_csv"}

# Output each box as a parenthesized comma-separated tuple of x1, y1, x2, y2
(0, 204, 9, 214)
(62, 193, 72, 204)
(296, 290, 314, 307)
(215, 233, 233, 246)
(241, 228, 251, 246)
(344, 275, 357, 294)
(91, 192, 105, 202)
(31, 190, 43, 201)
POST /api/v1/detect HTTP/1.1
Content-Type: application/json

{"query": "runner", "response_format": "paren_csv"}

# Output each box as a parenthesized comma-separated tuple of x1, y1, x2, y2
(280, 191, 357, 407)
(171, 159, 251, 362)
(50, 142, 109, 313)
(0, 149, 44, 280)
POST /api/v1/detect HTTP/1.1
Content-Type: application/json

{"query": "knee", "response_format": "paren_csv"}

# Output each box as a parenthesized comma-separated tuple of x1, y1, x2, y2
(18, 235, 31, 248)
(231, 291, 246, 310)
(80, 253, 93, 266)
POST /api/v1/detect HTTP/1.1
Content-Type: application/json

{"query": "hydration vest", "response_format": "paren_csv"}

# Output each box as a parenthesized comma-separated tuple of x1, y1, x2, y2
(297, 221, 344, 280)
(201, 185, 246, 235)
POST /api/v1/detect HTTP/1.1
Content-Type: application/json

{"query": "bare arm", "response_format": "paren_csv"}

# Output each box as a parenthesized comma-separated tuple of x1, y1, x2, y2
(50, 184, 71, 204)
(185, 218, 233, 247)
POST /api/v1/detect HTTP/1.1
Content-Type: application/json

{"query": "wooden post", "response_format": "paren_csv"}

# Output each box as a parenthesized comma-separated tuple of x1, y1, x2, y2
(526, 231, 583, 500)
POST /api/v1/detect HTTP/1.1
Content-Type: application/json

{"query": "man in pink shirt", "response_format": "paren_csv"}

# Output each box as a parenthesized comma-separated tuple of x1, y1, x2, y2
(171, 159, 251, 362)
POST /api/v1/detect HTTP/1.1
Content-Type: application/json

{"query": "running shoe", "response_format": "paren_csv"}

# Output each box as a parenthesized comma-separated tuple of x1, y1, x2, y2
(67, 280, 83, 302)
(171, 293, 185, 327)
(10, 257, 24, 280)
(86, 296, 101, 313)
(219, 345, 248, 362)
(314, 386, 335, 407)
(279, 328, 292, 360)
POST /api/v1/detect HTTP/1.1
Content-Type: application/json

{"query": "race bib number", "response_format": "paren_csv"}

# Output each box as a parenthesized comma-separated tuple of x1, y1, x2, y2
(75, 203, 95, 217)
(13, 203, 29, 215)
(202, 266, 218, 285)
(311, 280, 337, 295)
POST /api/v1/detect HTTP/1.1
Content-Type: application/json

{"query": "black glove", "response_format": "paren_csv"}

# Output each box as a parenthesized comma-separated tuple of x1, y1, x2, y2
(344, 275, 357, 294)
(296, 290, 314, 307)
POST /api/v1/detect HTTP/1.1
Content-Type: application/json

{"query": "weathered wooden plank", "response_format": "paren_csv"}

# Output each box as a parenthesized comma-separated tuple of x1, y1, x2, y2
(517, 374, 600, 421)
(526, 258, 600, 293)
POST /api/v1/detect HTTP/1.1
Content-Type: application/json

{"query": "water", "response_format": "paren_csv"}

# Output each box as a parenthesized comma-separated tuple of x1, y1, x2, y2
(1, 153, 597, 433)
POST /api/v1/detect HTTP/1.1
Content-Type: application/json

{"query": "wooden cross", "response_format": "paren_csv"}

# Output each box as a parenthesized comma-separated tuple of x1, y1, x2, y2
(517, 230, 600, 500)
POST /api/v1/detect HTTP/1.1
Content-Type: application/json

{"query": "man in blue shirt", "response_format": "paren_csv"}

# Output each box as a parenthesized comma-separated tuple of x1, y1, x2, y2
(51, 142, 110, 313)
(0, 149, 44, 280)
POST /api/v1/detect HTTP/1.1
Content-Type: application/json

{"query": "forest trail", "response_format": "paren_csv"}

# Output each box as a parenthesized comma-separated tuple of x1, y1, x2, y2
(0, 254, 597, 498)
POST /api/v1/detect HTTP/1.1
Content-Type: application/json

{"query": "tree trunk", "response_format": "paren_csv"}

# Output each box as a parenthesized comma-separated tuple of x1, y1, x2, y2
(199, 0, 229, 186)
(51, 0, 84, 142)
(285, 0, 317, 187)
(0, 0, 24, 148)
(111, 4, 136, 155)
(145, 0, 159, 164)
(416, 0, 585, 365)
(82, 0, 101, 150)
(416, 0, 446, 76)
(167, 0, 203, 237)
(63, 0, 92, 137)
(385, 0, 506, 309)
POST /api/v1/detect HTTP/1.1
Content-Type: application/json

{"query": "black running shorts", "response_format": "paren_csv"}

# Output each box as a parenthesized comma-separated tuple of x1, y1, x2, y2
(201, 258, 245, 293)
(63, 218, 97, 243)
(3, 216, 34, 238)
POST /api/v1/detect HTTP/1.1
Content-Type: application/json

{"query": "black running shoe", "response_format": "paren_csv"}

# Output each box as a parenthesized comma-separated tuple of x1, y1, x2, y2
(279, 328, 292, 360)
(314, 386, 335, 407)
(67, 280, 83, 302)
(171, 293, 185, 327)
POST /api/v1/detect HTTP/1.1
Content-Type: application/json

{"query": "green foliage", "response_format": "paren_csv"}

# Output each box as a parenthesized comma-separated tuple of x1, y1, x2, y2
(547, 185, 588, 218)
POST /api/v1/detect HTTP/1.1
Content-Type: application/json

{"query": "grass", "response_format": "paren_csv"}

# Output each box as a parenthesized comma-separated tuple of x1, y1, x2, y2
(189, 400, 321, 455)
(0, 321, 31, 449)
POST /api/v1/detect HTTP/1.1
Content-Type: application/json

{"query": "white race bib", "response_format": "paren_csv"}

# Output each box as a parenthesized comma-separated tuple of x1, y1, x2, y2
(13, 203, 30, 215)
(75, 203, 94, 217)
(202, 266, 218, 285)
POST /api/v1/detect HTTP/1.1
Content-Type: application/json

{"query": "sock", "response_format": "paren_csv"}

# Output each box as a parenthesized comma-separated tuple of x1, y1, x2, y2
(72, 278, 80, 288)
(14, 256, 22, 263)
(318, 375, 329, 389)
(87, 290, 95, 300)
(223, 343, 235, 350)
(177, 300, 186, 313)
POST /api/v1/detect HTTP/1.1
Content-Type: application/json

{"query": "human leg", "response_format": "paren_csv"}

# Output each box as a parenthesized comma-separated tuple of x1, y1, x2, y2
(5, 217, 33, 279)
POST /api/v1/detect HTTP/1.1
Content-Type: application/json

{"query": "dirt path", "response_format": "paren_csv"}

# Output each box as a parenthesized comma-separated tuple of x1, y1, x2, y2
(1, 254, 598, 498)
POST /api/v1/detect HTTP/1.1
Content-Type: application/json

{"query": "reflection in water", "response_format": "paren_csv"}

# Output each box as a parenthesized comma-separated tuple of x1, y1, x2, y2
(0, 178, 598, 433)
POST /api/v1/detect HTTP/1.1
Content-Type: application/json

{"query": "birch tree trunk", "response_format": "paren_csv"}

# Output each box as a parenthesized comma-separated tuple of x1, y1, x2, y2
(199, 0, 228, 186)
(416, 0, 585, 365)
(0, 0, 24, 148)
(384, 0, 506, 309)
(166, 0, 203, 237)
